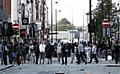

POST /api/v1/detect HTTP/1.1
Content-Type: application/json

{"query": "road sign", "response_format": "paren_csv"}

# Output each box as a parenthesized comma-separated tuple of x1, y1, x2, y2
(102, 19, 110, 28)
(22, 18, 29, 25)
(13, 23, 19, 31)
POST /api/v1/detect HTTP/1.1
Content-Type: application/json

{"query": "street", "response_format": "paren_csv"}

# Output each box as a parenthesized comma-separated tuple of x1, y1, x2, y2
(0, 57, 120, 74)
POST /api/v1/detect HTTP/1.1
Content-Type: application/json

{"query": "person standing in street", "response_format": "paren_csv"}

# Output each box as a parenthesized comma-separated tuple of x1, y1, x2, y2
(39, 41, 46, 64)
(61, 42, 68, 65)
(34, 41, 39, 64)
(2, 41, 8, 65)
(90, 43, 98, 63)
(114, 41, 120, 64)
(45, 42, 53, 64)
(29, 42, 35, 63)
(56, 44, 62, 63)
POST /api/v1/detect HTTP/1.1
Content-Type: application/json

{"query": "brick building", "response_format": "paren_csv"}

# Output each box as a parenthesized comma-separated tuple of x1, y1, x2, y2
(0, 0, 11, 20)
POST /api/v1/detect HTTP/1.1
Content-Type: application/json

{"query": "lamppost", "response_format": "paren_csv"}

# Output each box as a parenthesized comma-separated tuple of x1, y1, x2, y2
(51, 0, 53, 42)
(55, 1, 58, 42)
(71, 7, 74, 43)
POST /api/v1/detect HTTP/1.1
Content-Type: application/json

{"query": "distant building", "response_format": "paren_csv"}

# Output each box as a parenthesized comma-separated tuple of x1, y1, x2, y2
(50, 31, 88, 43)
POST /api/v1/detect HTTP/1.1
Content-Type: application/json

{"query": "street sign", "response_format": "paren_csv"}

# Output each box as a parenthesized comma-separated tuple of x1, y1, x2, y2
(102, 19, 110, 28)
(13, 23, 19, 31)
(22, 18, 29, 25)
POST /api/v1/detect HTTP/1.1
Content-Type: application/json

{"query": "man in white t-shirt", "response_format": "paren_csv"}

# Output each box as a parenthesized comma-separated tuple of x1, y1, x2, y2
(39, 42, 46, 64)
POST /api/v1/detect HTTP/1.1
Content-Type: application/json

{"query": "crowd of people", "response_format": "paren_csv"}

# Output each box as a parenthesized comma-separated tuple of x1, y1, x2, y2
(0, 39, 120, 66)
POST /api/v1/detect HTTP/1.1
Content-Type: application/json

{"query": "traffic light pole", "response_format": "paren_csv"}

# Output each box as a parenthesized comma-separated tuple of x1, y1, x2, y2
(42, 0, 45, 40)
(89, 0, 92, 43)
(117, 17, 119, 40)
(105, 27, 108, 61)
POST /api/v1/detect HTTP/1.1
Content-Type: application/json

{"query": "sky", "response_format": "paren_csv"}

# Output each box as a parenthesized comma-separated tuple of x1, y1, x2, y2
(46, 0, 98, 26)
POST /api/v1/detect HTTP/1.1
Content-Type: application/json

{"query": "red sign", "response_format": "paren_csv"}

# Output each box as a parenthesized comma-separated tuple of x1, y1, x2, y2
(13, 23, 19, 31)
(102, 19, 109, 28)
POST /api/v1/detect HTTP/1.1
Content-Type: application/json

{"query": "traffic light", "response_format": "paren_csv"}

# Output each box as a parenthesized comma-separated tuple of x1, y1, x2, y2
(2, 21, 8, 36)
(29, 26, 35, 37)
(93, 19, 98, 32)
(7, 22, 14, 36)
(0, 22, 2, 36)
(88, 23, 94, 33)
(88, 19, 98, 33)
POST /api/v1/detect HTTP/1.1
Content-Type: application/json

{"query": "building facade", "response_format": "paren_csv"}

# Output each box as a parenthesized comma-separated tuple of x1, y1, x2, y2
(0, 0, 11, 20)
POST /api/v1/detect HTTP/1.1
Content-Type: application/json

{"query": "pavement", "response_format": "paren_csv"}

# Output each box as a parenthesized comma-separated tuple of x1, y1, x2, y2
(0, 64, 14, 71)
(0, 58, 15, 71)
(0, 57, 120, 74)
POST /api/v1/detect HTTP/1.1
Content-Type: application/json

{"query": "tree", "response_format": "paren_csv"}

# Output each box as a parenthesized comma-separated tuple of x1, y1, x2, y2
(53, 18, 75, 31)
(94, 0, 118, 39)
(77, 27, 83, 31)
(58, 18, 71, 25)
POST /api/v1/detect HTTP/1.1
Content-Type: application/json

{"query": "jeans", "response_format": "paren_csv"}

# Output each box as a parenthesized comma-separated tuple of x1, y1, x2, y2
(62, 53, 67, 64)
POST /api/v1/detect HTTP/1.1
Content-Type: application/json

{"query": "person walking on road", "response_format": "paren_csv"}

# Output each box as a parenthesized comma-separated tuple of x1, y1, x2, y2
(71, 42, 78, 64)
(84, 43, 91, 63)
(78, 42, 87, 64)
(90, 43, 98, 64)
(114, 41, 120, 64)
(56, 44, 62, 63)
(39, 41, 46, 65)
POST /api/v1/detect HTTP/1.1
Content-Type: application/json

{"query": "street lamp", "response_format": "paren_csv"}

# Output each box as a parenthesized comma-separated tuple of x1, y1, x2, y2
(51, 0, 53, 42)
(71, 7, 74, 43)
(55, 1, 58, 42)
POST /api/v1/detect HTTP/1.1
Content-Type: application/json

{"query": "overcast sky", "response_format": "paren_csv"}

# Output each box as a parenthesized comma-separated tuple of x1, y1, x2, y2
(46, 0, 98, 26)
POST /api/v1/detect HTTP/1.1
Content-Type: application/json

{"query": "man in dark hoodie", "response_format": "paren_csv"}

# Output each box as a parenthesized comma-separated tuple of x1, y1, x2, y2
(34, 41, 39, 64)
(61, 42, 68, 65)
